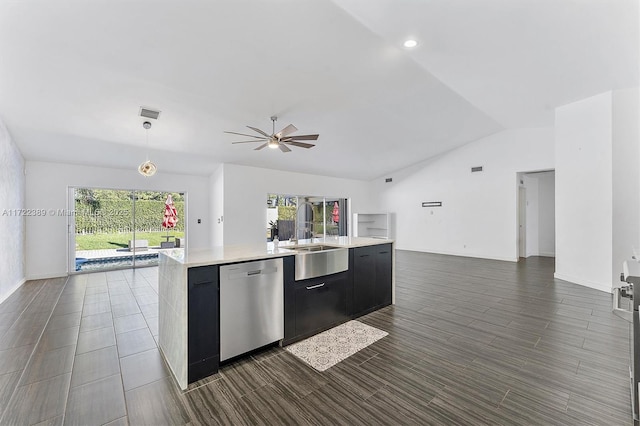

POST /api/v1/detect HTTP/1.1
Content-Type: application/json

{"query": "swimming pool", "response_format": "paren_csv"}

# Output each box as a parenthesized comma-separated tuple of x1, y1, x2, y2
(75, 253, 159, 272)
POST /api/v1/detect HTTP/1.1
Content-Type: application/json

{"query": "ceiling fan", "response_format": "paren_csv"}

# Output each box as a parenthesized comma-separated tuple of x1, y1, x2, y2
(225, 116, 319, 152)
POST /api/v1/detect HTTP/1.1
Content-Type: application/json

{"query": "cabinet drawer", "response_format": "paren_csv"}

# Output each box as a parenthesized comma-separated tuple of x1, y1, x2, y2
(294, 273, 348, 337)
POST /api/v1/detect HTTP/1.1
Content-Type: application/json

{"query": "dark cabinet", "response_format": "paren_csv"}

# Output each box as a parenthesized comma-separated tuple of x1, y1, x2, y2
(294, 273, 349, 337)
(352, 244, 392, 317)
(283, 255, 349, 344)
(352, 246, 376, 315)
(375, 245, 392, 307)
(283, 243, 392, 345)
(187, 265, 219, 383)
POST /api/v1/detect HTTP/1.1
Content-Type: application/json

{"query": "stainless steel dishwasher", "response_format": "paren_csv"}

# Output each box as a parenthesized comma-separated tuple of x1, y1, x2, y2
(219, 258, 284, 361)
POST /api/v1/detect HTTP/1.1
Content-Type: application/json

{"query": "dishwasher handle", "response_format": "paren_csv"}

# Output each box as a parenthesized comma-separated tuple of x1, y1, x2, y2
(306, 283, 325, 290)
(226, 266, 279, 280)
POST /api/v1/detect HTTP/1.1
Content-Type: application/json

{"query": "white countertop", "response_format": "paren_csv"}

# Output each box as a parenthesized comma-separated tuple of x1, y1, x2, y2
(159, 236, 393, 267)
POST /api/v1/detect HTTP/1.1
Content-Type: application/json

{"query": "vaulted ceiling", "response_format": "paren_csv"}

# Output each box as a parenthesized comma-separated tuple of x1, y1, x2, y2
(0, 0, 636, 180)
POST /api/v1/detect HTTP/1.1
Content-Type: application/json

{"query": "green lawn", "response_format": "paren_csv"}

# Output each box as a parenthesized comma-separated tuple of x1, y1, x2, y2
(75, 231, 185, 250)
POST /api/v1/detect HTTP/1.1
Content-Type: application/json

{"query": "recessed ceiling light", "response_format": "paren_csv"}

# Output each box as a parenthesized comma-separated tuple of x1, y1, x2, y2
(403, 39, 418, 48)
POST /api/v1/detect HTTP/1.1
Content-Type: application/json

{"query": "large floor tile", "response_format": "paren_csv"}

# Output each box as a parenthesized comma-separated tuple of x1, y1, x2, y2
(76, 327, 116, 355)
(20, 345, 76, 386)
(79, 311, 113, 333)
(120, 348, 169, 391)
(70, 346, 120, 388)
(113, 313, 147, 335)
(64, 374, 126, 426)
(125, 377, 190, 425)
(115, 327, 156, 358)
(0, 373, 71, 425)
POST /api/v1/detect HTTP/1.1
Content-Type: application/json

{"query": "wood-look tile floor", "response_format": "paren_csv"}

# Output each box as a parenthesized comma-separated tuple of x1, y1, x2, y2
(0, 252, 633, 425)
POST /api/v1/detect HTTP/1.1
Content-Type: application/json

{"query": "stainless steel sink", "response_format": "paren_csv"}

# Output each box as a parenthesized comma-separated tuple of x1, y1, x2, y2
(290, 245, 349, 280)
(279, 244, 341, 252)
(293, 245, 340, 252)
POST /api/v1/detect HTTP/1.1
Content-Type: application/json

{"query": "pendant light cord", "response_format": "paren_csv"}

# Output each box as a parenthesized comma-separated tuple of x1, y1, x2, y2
(143, 121, 151, 161)
(145, 127, 149, 161)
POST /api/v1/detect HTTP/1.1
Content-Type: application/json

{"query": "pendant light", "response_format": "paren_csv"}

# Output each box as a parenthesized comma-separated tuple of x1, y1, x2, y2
(138, 121, 157, 177)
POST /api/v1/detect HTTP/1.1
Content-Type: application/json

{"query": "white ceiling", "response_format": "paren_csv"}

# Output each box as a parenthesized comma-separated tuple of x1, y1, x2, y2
(0, 0, 636, 180)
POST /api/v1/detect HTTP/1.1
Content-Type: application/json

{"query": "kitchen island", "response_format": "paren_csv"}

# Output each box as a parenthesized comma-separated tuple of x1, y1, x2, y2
(158, 237, 394, 389)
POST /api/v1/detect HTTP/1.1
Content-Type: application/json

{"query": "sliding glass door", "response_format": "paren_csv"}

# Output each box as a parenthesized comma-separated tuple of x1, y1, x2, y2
(70, 188, 184, 273)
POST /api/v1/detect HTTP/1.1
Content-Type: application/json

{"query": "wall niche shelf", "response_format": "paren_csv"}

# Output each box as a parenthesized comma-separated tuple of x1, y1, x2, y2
(353, 213, 390, 239)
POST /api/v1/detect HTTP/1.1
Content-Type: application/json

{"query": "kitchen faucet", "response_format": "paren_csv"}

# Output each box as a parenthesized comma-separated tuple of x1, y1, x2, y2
(290, 199, 314, 245)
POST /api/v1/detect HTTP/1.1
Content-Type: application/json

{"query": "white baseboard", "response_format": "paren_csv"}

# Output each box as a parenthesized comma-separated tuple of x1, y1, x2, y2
(26, 272, 68, 281)
(398, 247, 518, 263)
(524, 251, 555, 258)
(553, 272, 611, 293)
(0, 278, 26, 305)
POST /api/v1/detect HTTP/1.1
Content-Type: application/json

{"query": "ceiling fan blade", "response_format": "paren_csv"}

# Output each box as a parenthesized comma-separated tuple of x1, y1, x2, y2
(275, 124, 297, 139)
(231, 139, 268, 144)
(224, 131, 267, 139)
(254, 143, 268, 151)
(283, 141, 315, 149)
(278, 144, 292, 153)
(246, 126, 270, 137)
(283, 134, 319, 141)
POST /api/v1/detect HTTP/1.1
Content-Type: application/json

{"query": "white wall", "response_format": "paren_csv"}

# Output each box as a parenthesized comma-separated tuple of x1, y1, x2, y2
(210, 164, 224, 246)
(0, 118, 26, 303)
(556, 89, 639, 292)
(555, 92, 613, 292)
(219, 164, 372, 245)
(25, 161, 211, 279)
(612, 87, 640, 287)
(371, 128, 554, 261)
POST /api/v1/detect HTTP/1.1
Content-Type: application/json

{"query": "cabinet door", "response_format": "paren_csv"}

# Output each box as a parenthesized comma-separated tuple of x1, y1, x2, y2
(352, 246, 376, 315)
(187, 265, 219, 383)
(374, 244, 392, 307)
(295, 273, 348, 337)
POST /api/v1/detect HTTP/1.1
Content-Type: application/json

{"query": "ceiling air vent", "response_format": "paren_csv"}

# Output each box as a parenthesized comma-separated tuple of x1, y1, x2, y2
(385, 178, 393, 183)
(471, 166, 483, 173)
(139, 107, 161, 120)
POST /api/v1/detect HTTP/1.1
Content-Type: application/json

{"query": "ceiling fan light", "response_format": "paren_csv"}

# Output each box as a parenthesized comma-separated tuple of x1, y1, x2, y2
(138, 160, 157, 177)
(268, 139, 279, 149)
(403, 39, 418, 48)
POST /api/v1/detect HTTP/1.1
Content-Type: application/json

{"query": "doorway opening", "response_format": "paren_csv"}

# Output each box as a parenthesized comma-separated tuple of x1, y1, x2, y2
(516, 170, 555, 259)
(69, 188, 185, 272)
